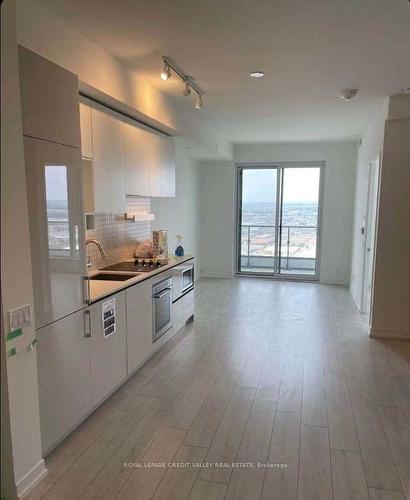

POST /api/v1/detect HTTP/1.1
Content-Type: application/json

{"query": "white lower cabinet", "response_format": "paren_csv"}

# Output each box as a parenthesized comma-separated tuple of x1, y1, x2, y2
(126, 279, 153, 374)
(89, 291, 127, 406)
(172, 298, 184, 334)
(37, 308, 92, 454)
(182, 289, 195, 322)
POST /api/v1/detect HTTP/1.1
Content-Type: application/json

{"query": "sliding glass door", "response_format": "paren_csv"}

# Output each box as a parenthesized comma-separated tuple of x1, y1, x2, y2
(237, 164, 322, 279)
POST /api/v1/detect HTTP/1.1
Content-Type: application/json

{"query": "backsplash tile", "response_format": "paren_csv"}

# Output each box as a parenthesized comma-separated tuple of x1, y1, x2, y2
(86, 196, 152, 271)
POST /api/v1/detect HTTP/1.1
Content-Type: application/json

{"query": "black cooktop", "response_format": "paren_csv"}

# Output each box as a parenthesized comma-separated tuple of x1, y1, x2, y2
(101, 260, 167, 273)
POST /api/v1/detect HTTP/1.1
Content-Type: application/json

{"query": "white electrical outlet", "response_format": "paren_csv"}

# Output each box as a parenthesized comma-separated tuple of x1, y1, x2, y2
(8, 304, 32, 330)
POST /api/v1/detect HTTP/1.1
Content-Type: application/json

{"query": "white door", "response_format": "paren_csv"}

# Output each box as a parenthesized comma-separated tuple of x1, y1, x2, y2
(362, 157, 380, 315)
(24, 137, 87, 329)
(91, 103, 126, 213)
(37, 308, 91, 453)
(123, 118, 151, 196)
(89, 291, 127, 406)
(126, 279, 153, 374)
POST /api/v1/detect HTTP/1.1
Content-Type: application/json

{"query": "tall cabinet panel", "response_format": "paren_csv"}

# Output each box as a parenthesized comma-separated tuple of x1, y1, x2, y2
(37, 308, 91, 454)
(18, 46, 81, 148)
(24, 137, 87, 329)
(123, 118, 151, 196)
(89, 291, 127, 406)
(91, 104, 126, 213)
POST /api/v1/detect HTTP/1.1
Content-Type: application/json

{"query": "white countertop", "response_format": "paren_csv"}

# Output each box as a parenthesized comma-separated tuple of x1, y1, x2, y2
(88, 255, 194, 303)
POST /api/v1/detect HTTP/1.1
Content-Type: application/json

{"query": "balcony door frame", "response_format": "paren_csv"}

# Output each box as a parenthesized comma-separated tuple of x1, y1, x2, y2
(235, 161, 325, 281)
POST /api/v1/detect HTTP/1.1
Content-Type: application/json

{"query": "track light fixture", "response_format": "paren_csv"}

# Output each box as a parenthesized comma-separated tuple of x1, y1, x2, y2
(160, 56, 203, 109)
(182, 79, 192, 97)
(194, 95, 203, 109)
(160, 60, 171, 81)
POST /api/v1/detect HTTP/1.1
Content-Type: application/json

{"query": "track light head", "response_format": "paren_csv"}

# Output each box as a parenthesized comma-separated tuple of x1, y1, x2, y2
(194, 95, 203, 110)
(160, 60, 171, 81)
(183, 79, 192, 97)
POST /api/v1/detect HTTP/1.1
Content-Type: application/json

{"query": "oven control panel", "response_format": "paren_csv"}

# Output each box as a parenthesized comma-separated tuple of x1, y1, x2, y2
(102, 298, 116, 338)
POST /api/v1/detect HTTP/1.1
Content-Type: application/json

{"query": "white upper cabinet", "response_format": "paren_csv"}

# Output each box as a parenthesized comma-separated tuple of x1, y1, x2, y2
(91, 104, 126, 213)
(148, 132, 176, 197)
(79, 99, 93, 159)
(18, 46, 81, 148)
(79, 100, 175, 208)
(123, 118, 151, 197)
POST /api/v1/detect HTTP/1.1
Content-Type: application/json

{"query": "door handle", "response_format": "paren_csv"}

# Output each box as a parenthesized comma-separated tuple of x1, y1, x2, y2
(84, 310, 91, 337)
(153, 288, 171, 299)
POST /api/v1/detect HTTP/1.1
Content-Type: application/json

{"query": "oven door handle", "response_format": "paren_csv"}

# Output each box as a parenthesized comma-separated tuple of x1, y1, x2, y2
(153, 288, 172, 299)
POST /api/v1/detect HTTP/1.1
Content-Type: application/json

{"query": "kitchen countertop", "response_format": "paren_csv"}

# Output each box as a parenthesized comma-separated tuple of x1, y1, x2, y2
(88, 255, 194, 303)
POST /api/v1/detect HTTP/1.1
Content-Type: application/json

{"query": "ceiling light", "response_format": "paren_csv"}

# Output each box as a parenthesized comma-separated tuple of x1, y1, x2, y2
(160, 56, 204, 109)
(339, 89, 359, 101)
(249, 71, 265, 78)
(182, 79, 192, 97)
(404, 87, 410, 95)
(194, 95, 203, 109)
(160, 60, 171, 81)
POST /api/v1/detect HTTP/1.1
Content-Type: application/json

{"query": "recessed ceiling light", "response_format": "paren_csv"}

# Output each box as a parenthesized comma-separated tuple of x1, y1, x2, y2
(249, 71, 265, 78)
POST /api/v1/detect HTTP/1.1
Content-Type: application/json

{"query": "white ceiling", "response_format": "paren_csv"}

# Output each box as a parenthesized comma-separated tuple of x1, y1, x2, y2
(40, 0, 410, 143)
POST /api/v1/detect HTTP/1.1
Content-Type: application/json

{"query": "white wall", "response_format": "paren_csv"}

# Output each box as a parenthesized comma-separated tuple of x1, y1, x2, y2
(1, 1, 45, 497)
(349, 100, 389, 308)
(151, 144, 202, 275)
(200, 142, 357, 283)
(200, 161, 236, 278)
(371, 111, 410, 339)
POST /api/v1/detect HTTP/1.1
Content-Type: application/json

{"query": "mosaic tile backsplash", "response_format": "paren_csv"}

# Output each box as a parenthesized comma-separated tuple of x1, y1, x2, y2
(86, 196, 152, 271)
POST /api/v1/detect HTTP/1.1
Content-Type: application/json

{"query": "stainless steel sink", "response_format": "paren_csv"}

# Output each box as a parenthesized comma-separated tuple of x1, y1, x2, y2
(89, 273, 138, 282)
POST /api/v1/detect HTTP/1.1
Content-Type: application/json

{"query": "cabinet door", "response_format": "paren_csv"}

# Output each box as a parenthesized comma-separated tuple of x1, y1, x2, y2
(24, 137, 87, 329)
(148, 132, 176, 197)
(126, 279, 153, 374)
(79, 100, 93, 159)
(123, 119, 150, 196)
(18, 46, 80, 148)
(90, 291, 127, 406)
(182, 289, 195, 323)
(37, 309, 91, 454)
(160, 136, 176, 197)
(172, 299, 184, 334)
(91, 104, 126, 213)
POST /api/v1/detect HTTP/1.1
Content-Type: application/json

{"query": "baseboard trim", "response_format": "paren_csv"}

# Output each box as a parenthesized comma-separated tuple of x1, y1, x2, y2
(200, 273, 234, 279)
(17, 459, 47, 498)
(370, 328, 410, 340)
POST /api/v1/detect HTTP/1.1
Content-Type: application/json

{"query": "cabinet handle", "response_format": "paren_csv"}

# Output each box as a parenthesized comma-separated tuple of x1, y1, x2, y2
(83, 276, 90, 304)
(84, 310, 91, 338)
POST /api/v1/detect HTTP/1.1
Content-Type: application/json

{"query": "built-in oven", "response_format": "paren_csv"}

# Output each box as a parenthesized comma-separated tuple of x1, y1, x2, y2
(152, 277, 173, 343)
(172, 263, 194, 301)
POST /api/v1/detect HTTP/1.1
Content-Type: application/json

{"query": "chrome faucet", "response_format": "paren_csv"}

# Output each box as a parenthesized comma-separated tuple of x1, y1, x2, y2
(85, 239, 108, 268)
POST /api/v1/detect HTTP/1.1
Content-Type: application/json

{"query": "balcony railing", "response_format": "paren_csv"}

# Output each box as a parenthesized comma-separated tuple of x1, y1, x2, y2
(240, 224, 317, 273)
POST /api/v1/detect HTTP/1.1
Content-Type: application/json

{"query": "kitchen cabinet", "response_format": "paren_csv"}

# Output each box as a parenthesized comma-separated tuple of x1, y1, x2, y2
(91, 103, 126, 213)
(182, 289, 195, 323)
(172, 298, 184, 334)
(149, 132, 176, 197)
(123, 118, 151, 197)
(79, 99, 93, 159)
(24, 136, 87, 330)
(37, 308, 91, 454)
(89, 291, 127, 406)
(126, 279, 153, 374)
(18, 46, 81, 148)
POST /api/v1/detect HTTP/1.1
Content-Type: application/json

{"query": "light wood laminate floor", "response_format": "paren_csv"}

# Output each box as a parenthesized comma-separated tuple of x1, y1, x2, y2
(25, 278, 410, 500)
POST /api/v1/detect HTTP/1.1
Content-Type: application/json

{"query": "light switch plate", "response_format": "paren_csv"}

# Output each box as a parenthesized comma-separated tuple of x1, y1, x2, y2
(8, 304, 31, 331)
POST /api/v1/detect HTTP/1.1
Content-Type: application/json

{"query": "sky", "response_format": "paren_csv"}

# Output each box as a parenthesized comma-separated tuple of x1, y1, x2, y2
(242, 167, 320, 203)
